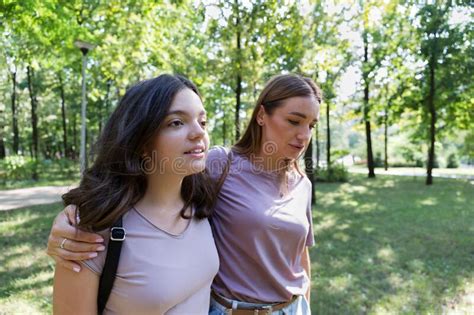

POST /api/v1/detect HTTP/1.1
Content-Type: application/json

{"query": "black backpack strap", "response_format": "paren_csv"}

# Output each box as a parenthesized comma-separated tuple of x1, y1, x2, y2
(97, 216, 126, 314)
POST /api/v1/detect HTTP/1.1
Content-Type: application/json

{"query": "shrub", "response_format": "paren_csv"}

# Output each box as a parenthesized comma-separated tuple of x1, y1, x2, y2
(0, 156, 79, 183)
(446, 153, 459, 168)
(374, 152, 383, 167)
(400, 147, 424, 167)
(316, 164, 349, 183)
(432, 155, 439, 168)
(0, 156, 39, 181)
(390, 160, 424, 168)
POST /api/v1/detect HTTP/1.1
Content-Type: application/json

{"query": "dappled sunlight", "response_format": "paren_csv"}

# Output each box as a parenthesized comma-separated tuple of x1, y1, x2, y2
(418, 197, 439, 206)
(387, 272, 404, 289)
(376, 246, 396, 263)
(372, 289, 424, 314)
(381, 180, 396, 188)
(406, 259, 426, 274)
(0, 177, 471, 313)
(367, 272, 447, 313)
(0, 299, 40, 314)
(2, 245, 33, 269)
(329, 257, 350, 270)
(12, 270, 52, 291)
(315, 213, 338, 231)
(333, 232, 350, 242)
(354, 203, 378, 213)
(313, 176, 474, 313)
(336, 222, 351, 231)
(340, 199, 359, 208)
(328, 273, 354, 293)
(444, 279, 474, 314)
(0, 203, 61, 313)
(0, 217, 26, 234)
(340, 184, 369, 195)
(363, 226, 375, 233)
(316, 192, 338, 207)
(360, 254, 375, 265)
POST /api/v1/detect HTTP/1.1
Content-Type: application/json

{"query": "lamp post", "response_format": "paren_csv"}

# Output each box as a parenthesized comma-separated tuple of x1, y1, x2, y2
(74, 40, 95, 174)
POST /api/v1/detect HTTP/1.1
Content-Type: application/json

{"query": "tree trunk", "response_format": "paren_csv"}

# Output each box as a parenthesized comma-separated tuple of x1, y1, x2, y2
(316, 124, 320, 170)
(235, 73, 242, 142)
(0, 137, 5, 158)
(27, 66, 39, 161)
(100, 79, 112, 134)
(234, 0, 242, 142)
(426, 54, 436, 185)
(384, 103, 388, 171)
(304, 137, 315, 204)
(0, 104, 5, 158)
(365, 119, 375, 178)
(10, 70, 19, 154)
(326, 101, 331, 168)
(26, 66, 39, 180)
(72, 113, 78, 160)
(223, 112, 227, 146)
(58, 73, 68, 158)
(363, 33, 375, 178)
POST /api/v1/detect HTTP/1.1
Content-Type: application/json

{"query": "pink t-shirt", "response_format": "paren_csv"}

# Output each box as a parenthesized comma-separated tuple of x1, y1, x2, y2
(207, 146, 315, 303)
(81, 208, 219, 314)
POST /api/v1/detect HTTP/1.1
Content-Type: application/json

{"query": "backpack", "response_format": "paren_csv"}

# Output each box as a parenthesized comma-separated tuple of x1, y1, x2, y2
(97, 216, 126, 314)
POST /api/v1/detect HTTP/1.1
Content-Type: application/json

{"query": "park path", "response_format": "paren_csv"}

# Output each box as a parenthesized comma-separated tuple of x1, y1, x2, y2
(348, 167, 474, 180)
(0, 185, 75, 211)
(1, 168, 472, 211)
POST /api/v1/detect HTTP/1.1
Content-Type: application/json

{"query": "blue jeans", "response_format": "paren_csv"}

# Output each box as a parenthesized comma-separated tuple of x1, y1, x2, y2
(208, 295, 311, 315)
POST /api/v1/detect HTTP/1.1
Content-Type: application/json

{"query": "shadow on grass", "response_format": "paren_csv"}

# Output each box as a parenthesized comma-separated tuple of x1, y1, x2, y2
(0, 203, 62, 312)
(1, 177, 473, 313)
(310, 175, 474, 314)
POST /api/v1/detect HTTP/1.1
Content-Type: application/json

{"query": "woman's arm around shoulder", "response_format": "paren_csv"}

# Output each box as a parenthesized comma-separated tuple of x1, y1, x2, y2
(206, 145, 231, 178)
(47, 205, 106, 272)
(53, 263, 99, 315)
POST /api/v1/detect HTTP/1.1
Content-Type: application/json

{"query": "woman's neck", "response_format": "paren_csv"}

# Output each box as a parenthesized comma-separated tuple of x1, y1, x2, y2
(136, 173, 185, 215)
(253, 150, 292, 173)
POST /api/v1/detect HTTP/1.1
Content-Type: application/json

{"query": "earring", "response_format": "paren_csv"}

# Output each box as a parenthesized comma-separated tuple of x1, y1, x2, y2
(257, 120, 263, 126)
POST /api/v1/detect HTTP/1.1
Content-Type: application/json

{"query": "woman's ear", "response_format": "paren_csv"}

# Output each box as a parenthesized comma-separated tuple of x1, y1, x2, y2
(256, 105, 265, 126)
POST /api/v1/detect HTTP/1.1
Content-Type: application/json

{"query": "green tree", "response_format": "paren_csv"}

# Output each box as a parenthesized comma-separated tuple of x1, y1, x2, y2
(416, 3, 473, 184)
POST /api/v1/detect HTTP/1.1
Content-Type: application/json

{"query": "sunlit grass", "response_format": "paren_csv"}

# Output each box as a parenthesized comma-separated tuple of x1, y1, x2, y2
(0, 204, 61, 314)
(349, 166, 474, 177)
(0, 178, 78, 190)
(0, 176, 472, 314)
(311, 174, 474, 314)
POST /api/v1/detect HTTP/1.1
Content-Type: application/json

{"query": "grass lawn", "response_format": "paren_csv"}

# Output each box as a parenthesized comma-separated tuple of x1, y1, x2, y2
(349, 166, 474, 178)
(0, 175, 472, 314)
(0, 203, 62, 314)
(0, 178, 79, 190)
(311, 174, 474, 314)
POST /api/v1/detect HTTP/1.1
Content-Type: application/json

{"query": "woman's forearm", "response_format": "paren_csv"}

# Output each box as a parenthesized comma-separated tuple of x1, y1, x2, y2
(53, 264, 98, 314)
(302, 247, 311, 302)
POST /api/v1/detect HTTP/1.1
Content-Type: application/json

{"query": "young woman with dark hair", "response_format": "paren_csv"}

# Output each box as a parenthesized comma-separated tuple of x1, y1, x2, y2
(48, 74, 322, 315)
(53, 74, 219, 314)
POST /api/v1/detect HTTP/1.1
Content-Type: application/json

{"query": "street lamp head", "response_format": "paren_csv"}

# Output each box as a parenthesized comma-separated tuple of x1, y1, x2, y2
(74, 40, 95, 55)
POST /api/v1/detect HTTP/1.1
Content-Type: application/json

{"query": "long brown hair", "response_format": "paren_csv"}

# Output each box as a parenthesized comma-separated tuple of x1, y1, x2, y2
(63, 74, 215, 231)
(234, 73, 322, 172)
